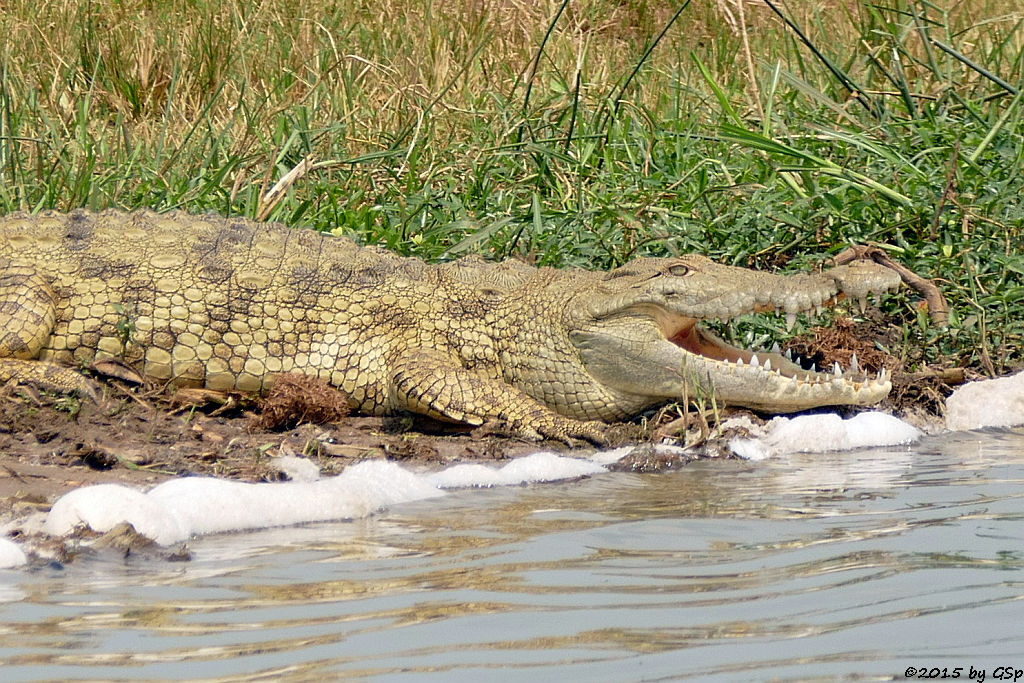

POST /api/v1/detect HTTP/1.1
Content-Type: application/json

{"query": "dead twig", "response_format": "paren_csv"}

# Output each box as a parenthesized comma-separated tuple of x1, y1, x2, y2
(897, 367, 966, 384)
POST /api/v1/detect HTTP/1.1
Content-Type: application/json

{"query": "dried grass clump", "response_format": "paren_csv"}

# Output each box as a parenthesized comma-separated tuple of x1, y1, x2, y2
(785, 317, 898, 376)
(251, 373, 351, 431)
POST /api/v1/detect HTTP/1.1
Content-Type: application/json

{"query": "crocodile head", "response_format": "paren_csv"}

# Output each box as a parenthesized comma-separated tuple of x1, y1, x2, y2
(567, 254, 901, 415)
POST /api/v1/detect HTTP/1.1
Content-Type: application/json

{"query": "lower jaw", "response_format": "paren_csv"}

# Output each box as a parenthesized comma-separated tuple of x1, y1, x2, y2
(681, 356, 891, 413)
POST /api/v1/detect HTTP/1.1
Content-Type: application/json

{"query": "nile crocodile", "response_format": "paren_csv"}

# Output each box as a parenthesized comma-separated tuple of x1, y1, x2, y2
(0, 210, 900, 443)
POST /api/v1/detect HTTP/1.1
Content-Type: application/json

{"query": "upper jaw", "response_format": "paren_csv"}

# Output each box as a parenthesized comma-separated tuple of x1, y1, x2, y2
(588, 257, 904, 327)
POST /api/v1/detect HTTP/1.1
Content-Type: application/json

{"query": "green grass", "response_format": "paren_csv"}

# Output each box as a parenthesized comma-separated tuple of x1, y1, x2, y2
(1, 0, 1022, 376)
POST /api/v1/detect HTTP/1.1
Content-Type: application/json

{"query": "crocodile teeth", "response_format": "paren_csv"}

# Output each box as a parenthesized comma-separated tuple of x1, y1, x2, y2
(763, 358, 772, 372)
(771, 342, 781, 354)
(857, 296, 868, 314)
(850, 353, 860, 373)
(785, 312, 797, 330)
(785, 348, 794, 361)
(833, 362, 842, 377)
(750, 353, 760, 369)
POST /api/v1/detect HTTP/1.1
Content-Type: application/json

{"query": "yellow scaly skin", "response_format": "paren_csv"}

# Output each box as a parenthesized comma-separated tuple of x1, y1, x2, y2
(0, 210, 900, 444)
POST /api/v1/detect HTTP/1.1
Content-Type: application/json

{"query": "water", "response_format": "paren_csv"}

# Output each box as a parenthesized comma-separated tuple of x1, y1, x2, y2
(2, 428, 1023, 681)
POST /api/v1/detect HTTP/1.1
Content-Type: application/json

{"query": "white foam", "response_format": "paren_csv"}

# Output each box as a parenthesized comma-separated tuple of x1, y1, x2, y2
(427, 452, 605, 488)
(946, 371, 1024, 431)
(730, 411, 922, 460)
(36, 408, 939, 548)
(44, 484, 184, 544)
(43, 454, 606, 546)
(269, 455, 322, 483)
(0, 537, 27, 569)
(589, 446, 635, 466)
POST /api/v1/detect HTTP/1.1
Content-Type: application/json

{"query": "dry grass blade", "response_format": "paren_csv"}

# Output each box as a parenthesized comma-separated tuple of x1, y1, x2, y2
(257, 155, 315, 221)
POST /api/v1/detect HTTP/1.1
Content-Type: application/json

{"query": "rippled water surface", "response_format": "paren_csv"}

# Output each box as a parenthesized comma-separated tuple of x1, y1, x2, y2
(2, 428, 1023, 681)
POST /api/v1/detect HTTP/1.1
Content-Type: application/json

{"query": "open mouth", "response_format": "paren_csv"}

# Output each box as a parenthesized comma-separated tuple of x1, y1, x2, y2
(664, 314, 886, 386)
(576, 294, 894, 415)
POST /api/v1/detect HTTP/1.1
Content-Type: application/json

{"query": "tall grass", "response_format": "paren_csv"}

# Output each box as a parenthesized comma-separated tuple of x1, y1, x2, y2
(1, 0, 1022, 375)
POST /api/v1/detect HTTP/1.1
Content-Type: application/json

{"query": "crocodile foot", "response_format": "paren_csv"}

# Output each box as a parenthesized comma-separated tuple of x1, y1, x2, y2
(0, 358, 100, 402)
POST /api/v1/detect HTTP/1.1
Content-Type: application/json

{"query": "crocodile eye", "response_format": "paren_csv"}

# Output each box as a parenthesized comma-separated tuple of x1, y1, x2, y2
(667, 264, 690, 276)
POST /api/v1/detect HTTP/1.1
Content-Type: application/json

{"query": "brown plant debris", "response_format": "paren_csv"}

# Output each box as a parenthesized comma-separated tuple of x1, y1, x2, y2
(785, 316, 898, 376)
(250, 373, 352, 432)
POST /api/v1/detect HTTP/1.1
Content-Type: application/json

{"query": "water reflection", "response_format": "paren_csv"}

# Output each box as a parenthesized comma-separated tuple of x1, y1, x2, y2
(1, 428, 1023, 681)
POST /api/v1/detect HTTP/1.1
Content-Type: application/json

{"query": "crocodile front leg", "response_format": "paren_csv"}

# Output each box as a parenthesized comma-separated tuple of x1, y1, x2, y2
(0, 263, 95, 395)
(389, 349, 609, 445)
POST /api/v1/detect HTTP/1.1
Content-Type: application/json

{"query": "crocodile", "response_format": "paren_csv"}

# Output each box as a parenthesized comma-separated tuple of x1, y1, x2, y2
(0, 209, 900, 443)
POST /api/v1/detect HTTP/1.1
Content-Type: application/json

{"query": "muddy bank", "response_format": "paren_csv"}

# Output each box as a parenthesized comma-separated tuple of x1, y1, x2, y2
(1, 373, 956, 522)
(0, 382, 561, 523)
